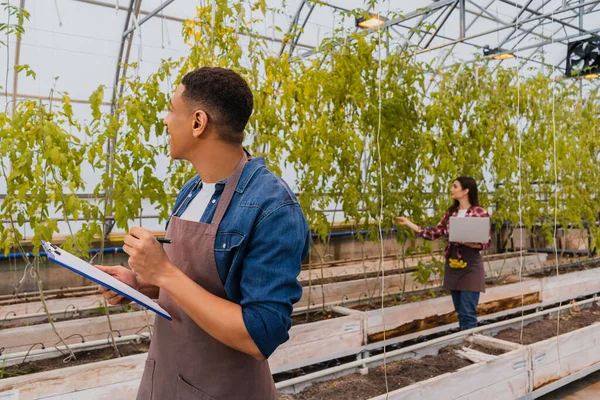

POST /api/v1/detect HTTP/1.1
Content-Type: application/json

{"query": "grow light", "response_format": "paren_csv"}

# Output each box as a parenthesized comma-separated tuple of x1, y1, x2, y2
(493, 53, 515, 60)
(355, 15, 386, 29)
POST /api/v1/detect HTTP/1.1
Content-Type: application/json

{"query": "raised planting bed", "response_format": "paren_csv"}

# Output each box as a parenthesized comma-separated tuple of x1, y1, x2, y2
(270, 313, 365, 374)
(0, 295, 144, 329)
(0, 311, 154, 357)
(277, 333, 528, 400)
(0, 340, 149, 380)
(5, 295, 600, 399)
(0, 351, 148, 400)
(0, 285, 98, 306)
(493, 302, 600, 345)
(279, 346, 474, 400)
(478, 298, 600, 399)
(363, 278, 542, 345)
(297, 252, 547, 309)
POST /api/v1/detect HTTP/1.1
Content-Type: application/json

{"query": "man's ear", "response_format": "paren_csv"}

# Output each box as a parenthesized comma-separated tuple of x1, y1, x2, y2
(192, 110, 208, 138)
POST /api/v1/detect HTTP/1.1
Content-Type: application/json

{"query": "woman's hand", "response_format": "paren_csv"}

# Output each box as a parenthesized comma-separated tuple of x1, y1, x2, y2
(393, 216, 420, 233)
(393, 217, 411, 226)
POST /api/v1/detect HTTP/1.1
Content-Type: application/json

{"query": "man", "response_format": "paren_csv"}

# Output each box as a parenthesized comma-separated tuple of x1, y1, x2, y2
(96, 67, 309, 400)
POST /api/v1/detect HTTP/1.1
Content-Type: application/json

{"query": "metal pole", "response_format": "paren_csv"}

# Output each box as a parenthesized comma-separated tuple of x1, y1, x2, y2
(289, 3, 316, 56)
(11, 0, 25, 115)
(1, 91, 111, 106)
(459, 0, 466, 39)
(279, 0, 306, 56)
(580, 0, 585, 29)
(122, 0, 175, 38)
(423, 1, 459, 49)
(103, 0, 137, 239)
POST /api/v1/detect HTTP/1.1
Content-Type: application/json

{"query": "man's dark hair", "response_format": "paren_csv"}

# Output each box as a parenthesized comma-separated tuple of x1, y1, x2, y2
(181, 67, 253, 144)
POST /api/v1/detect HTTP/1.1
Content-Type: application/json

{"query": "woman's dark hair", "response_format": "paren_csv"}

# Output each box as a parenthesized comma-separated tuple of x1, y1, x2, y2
(447, 176, 480, 215)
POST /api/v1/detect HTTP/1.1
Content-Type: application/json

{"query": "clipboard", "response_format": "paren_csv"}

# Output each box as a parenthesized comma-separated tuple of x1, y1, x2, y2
(41, 241, 172, 321)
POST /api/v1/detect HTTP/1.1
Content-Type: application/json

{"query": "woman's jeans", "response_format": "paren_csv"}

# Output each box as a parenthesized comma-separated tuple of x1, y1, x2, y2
(450, 290, 480, 330)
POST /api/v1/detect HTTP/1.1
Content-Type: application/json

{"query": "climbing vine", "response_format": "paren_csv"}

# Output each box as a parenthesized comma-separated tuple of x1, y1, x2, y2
(1, 0, 600, 288)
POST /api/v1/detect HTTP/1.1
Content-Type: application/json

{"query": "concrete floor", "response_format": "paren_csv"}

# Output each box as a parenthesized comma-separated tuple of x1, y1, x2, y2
(538, 370, 600, 399)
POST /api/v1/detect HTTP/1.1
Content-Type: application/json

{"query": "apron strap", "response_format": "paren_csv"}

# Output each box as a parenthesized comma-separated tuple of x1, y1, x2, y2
(211, 154, 248, 226)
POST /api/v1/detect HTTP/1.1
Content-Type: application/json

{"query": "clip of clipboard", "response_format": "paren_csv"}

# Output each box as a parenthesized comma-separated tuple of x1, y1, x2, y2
(41, 241, 172, 321)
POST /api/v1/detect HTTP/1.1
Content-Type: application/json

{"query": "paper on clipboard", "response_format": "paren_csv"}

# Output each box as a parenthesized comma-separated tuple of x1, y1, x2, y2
(41, 241, 171, 320)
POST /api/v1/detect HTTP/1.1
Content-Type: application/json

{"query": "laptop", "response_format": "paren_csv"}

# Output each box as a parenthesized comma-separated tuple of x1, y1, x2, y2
(448, 216, 490, 243)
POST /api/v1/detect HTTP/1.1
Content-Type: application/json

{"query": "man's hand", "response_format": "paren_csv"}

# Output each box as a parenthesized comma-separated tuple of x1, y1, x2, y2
(95, 265, 137, 305)
(123, 226, 178, 287)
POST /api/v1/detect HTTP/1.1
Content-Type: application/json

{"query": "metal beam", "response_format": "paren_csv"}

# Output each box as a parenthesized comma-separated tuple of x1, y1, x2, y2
(413, 3, 454, 48)
(467, 0, 509, 24)
(490, 0, 553, 75)
(412, 0, 600, 57)
(73, 0, 314, 50)
(382, 0, 458, 29)
(515, 1, 600, 76)
(122, 0, 174, 38)
(498, 0, 600, 40)
(423, 1, 459, 49)
(497, 0, 538, 48)
(388, 21, 563, 73)
(289, 2, 316, 56)
(300, 0, 457, 58)
(1, 91, 112, 106)
(447, 26, 600, 67)
(279, 0, 306, 56)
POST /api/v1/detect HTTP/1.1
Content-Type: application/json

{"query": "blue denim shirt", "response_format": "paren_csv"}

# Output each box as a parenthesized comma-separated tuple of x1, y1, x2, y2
(167, 157, 309, 358)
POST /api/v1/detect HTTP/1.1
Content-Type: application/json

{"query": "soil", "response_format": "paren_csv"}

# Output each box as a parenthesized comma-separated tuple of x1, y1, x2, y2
(279, 346, 472, 400)
(350, 289, 447, 312)
(495, 302, 600, 345)
(526, 264, 590, 279)
(0, 341, 150, 380)
(291, 310, 343, 325)
(0, 305, 141, 330)
(0, 289, 98, 306)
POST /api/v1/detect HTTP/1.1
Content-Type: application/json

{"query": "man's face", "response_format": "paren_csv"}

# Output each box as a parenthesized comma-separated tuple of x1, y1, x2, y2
(163, 84, 196, 160)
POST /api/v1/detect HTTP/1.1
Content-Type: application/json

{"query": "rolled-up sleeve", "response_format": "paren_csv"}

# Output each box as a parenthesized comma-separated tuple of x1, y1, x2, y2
(240, 202, 309, 358)
(417, 213, 449, 241)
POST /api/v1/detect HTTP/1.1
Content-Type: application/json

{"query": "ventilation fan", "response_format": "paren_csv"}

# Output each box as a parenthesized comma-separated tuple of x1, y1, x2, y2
(565, 38, 600, 77)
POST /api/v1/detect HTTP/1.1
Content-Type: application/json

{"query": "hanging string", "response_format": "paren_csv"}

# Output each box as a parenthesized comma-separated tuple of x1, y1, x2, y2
(53, 0, 63, 27)
(550, 8, 563, 371)
(375, 2, 391, 397)
(516, 2, 525, 346)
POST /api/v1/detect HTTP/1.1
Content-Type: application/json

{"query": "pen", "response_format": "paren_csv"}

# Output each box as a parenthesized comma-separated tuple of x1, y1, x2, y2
(157, 238, 173, 244)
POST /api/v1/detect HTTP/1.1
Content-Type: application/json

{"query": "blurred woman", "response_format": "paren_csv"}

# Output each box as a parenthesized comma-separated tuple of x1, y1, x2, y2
(394, 176, 491, 330)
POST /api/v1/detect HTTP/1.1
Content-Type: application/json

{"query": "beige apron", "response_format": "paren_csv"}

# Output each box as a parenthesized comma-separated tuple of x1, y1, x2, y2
(137, 156, 278, 400)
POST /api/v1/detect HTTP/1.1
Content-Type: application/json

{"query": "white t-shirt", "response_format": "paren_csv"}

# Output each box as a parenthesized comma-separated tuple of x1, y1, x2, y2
(179, 182, 217, 222)
(457, 209, 468, 218)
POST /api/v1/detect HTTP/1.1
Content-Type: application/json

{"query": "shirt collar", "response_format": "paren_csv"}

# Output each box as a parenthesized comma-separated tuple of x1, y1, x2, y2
(196, 157, 266, 194)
